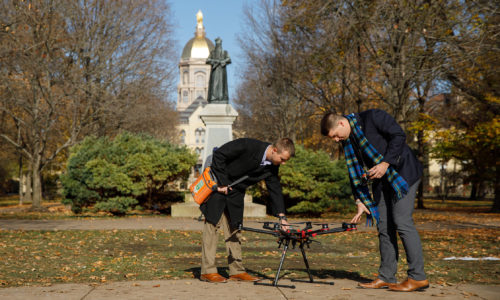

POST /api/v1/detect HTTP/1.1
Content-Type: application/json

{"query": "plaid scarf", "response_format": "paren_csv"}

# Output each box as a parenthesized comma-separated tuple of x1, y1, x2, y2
(343, 114, 409, 225)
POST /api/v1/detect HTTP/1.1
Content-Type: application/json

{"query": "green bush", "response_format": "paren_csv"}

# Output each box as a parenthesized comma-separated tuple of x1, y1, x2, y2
(250, 146, 353, 216)
(60, 132, 197, 214)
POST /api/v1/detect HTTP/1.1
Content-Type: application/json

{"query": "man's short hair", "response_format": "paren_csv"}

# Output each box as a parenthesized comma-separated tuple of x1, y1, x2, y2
(320, 112, 344, 136)
(273, 138, 295, 157)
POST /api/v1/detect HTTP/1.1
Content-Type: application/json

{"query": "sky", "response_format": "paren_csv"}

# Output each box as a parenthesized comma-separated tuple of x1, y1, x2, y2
(170, 0, 250, 99)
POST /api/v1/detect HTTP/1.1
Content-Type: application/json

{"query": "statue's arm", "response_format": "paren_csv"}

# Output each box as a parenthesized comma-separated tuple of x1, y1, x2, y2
(220, 56, 231, 66)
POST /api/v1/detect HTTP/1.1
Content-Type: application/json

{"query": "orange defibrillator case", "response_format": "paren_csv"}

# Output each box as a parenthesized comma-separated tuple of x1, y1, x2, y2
(189, 167, 218, 205)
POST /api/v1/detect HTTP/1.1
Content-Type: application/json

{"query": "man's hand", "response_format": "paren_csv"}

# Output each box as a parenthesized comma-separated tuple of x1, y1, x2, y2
(278, 214, 289, 231)
(368, 162, 389, 179)
(350, 200, 371, 224)
(217, 186, 232, 195)
(279, 218, 290, 231)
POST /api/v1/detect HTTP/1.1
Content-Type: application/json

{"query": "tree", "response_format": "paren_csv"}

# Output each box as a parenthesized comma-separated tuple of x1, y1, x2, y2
(234, 0, 316, 144)
(439, 0, 499, 210)
(418, 0, 500, 210)
(0, 0, 177, 210)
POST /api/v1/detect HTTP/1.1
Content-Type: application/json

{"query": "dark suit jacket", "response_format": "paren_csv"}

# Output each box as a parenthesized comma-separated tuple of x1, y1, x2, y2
(346, 109, 423, 202)
(200, 138, 286, 226)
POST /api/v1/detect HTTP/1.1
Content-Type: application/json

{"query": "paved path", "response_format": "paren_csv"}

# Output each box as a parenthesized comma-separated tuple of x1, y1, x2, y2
(0, 278, 498, 300)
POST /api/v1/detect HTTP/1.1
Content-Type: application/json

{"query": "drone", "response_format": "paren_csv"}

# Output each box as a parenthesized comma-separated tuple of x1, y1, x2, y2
(238, 221, 357, 289)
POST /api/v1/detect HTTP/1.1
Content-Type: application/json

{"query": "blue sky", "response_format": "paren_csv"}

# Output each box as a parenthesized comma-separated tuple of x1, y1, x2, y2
(170, 0, 249, 99)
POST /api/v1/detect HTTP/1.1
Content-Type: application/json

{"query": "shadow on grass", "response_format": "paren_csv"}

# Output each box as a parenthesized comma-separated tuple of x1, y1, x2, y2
(185, 266, 369, 283)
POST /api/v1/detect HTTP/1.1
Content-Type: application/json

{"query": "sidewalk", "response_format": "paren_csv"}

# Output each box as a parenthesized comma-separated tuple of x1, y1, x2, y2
(0, 278, 498, 300)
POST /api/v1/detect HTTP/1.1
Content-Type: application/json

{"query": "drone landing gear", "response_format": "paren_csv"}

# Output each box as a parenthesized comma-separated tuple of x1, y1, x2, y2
(254, 239, 333, 289)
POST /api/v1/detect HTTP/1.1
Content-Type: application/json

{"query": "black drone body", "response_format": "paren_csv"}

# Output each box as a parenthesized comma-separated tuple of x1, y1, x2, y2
(239, 221, 357, 289)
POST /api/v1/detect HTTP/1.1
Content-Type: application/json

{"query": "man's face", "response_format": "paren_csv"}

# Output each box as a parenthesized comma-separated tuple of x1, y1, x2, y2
(327, 120, 351, 142)
(270, 148, 291, 166)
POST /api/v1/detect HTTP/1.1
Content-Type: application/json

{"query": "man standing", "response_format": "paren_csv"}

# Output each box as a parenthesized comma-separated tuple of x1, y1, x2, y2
(200, 137, 294, 283)
(320, 109, 428, 292)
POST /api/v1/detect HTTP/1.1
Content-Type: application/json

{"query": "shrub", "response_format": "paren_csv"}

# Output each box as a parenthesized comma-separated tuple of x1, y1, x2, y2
(250, 146, 353, 216)
(60, 132, 197, 214)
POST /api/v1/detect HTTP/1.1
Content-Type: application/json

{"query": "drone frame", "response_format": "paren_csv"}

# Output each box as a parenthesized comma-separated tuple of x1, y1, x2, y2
(239, 221, 357, 289)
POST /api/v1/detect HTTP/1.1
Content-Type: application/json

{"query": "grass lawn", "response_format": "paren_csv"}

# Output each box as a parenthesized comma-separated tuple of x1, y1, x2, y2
(0, 228, 498, 288)
(0, 196, 498, 287)
(0, 195, 61, 208)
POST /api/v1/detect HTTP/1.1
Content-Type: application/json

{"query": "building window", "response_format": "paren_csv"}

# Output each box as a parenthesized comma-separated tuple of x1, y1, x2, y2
(180, 130, 186, 144)
(196, 90, 204, 100)
(183, 71, 189, 85)
(183, 91, 188, 103)
(195, 73, 205, 88)
(195, 128, 205, 144)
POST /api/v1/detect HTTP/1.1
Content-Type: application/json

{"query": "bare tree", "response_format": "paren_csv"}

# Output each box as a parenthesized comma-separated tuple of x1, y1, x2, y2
(235, 0, 315, 143)
(0, 0, 177, 210)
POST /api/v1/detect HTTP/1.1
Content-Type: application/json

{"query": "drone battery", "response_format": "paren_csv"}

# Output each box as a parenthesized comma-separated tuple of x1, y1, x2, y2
(189, 167, 218, 205)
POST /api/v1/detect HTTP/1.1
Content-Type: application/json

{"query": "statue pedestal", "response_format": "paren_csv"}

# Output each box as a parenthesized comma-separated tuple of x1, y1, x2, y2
(198, 103, 238, 165)
(171, 194, 201, 218)
(243, 194, 266, 217)
(171, 193, 266, 218)
(171, 103, 266, 218)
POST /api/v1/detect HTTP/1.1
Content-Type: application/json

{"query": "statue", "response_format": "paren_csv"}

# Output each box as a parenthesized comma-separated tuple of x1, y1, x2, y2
(206, 37, 231, 103)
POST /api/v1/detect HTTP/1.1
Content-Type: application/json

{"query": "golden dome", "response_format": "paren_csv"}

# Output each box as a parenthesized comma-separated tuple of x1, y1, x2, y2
(181, 10, 214, 60)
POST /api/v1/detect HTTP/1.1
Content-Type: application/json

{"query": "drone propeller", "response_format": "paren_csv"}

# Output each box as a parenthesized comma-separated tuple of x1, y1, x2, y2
(257, 221, 299, 227)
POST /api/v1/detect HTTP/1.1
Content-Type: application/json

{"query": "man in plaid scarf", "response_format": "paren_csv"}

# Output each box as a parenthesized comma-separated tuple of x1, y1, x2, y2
(320, 109, 428, 292)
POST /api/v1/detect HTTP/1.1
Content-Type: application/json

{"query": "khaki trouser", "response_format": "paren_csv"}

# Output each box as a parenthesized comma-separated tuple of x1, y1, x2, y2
(201, 210, 245, 275)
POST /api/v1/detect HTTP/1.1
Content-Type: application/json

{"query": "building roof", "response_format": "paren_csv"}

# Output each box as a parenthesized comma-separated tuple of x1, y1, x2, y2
(181, 37, 214, 60)
(179, 96, 208, 123)
(181, 10, 215, 60)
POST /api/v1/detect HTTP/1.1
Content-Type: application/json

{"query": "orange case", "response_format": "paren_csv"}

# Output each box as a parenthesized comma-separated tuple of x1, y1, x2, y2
(189, 167, 218, 205)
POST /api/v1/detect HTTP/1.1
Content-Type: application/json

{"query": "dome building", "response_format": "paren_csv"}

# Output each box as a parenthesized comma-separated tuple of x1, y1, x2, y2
(177, 11, 214, 170)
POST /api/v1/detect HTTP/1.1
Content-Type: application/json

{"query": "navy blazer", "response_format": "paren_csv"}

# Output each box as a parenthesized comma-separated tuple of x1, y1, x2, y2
(346, 109, 422, 202)
(200, 138, 285, 226)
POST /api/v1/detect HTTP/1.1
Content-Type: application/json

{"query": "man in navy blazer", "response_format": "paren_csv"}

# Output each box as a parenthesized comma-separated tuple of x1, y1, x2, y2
(321, 109, 428, 292)
(200, 137, 295, 283)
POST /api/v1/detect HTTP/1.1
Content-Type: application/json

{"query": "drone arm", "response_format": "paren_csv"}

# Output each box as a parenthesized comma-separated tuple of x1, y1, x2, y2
(312, 224, 357, 236)
(239, 225, 280, 237)
(313, 227, 348, 236)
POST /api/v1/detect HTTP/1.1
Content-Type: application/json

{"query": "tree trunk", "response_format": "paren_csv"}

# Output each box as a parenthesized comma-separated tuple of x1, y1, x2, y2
(30, 156, 43, 211)
(25, 165, 32, 205)
(416, 98, 426, 209)
(417, 181, 425, 209)
(491, 165, 500, 212)
(469, 182, 477, 200)
(18, 155, 24, 205)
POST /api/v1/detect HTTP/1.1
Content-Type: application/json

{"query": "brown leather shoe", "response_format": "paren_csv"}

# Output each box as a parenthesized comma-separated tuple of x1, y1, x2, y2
(389, 278, 429, 292)
(200, 273, 227, 283)
(229, 272, 259, 282)
(358, 278, 395, 289)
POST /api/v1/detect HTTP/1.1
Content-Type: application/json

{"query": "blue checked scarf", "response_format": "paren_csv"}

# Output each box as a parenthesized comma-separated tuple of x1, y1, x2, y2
(343, 114, 409, 225)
